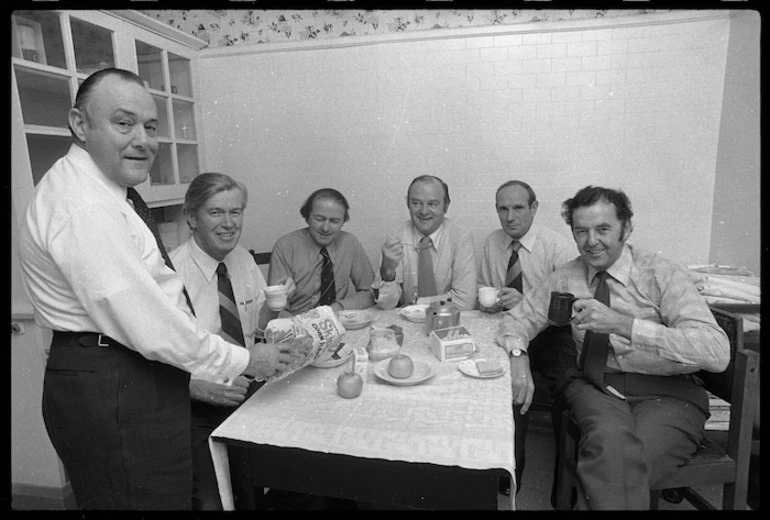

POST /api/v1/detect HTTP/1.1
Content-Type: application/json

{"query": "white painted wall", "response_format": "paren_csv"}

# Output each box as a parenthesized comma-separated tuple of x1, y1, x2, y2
(197, 11, 731, 271)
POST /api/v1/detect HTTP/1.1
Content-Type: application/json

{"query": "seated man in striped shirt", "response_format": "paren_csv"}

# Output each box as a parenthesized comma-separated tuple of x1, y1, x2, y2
(497, 185, 730, 510)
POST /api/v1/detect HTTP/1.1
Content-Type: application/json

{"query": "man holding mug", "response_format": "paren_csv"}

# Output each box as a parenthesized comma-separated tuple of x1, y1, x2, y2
(496, 186, 729, 509)
(171, 172, 294, 509)
(478, 180, 577, 496)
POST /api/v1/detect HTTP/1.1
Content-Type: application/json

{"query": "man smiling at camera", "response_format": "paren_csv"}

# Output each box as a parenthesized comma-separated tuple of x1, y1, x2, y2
(374, 175, 476, 310)
(496, 185, 729, 510)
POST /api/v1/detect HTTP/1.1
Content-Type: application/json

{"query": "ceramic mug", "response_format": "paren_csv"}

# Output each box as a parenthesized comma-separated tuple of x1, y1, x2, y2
(478, 286, 498, 308)
(548, 291, 576, 325)
(264, 285, 288, 311)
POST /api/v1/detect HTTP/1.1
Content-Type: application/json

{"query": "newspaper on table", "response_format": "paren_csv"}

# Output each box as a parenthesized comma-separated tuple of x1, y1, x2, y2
(263, 305, 346, 382)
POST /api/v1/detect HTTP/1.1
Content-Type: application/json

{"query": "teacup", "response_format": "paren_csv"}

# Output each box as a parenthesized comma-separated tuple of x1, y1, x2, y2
(264, 285, 288, 311)
(548, 291, 576, 325)
(478, 286, 498, 308)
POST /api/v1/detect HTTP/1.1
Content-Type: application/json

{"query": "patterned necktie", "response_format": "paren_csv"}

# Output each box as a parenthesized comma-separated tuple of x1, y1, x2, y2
(579, 271, 611, 391)
(505, 240, 523, 292)
(417, 235, 438, 297)
(126, 187, 195, 315)
(216, 263, 245, 347)
(319, 247, 336, 307)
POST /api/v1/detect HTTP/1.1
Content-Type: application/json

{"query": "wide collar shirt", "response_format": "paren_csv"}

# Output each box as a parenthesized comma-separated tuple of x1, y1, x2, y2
(267, 228, 375, 314)
(375, 217, 477, 310)
(170, 237, 267, 353)
(479, 224, 575, 292)
(18, 144, 249, 383)
(497, 243, 729, 375)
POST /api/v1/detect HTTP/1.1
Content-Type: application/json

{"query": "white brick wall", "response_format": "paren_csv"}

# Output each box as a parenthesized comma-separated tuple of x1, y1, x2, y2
(199, 13, 731, 270)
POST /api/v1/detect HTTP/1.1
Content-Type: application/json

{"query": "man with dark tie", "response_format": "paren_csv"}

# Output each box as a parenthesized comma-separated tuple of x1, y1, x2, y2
(497, 185, 730, 509)
(375, 175, 476, 310)
(478, 180, 577, 496)
(268, 188, 375, 315)
(170, 172, 295, 510)
(18, 68, 292, 510)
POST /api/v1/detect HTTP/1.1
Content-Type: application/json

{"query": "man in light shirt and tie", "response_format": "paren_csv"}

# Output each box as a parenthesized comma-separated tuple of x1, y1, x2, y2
(374, 175, 476, 310)
(478, 180, 577, 497)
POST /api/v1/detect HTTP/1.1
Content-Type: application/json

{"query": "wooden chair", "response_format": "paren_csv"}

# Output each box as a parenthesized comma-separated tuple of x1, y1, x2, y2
(555, 307, 760, 510)
(249, 250, 272, 266)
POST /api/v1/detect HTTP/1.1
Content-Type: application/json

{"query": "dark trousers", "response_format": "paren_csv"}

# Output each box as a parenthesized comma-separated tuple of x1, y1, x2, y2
(190, 379, 262, 511)
(512, 325, 576, 493)
(43, 332, 193, 510)
(565, 373, 708, 510)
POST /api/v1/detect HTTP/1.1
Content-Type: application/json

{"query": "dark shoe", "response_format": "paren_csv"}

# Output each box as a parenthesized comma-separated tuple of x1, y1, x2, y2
(661, 488, 685, 504)
(498, 476, 511, 496)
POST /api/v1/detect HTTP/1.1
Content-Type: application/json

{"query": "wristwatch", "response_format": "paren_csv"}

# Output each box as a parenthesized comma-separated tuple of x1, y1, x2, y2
(509, 348, 528, 358)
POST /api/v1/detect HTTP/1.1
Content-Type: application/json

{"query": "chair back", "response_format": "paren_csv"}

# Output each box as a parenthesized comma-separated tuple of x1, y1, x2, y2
(696, 308, 743, 402)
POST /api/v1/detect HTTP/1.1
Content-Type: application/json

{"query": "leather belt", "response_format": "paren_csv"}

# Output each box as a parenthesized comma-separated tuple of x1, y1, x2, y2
(53, 331, 119, 348)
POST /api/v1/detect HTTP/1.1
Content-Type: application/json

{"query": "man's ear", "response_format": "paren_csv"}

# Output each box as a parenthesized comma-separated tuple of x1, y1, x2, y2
(621, 221, 633, 242)
(68, 108, 88, 143)
(530, 200, 539, 215)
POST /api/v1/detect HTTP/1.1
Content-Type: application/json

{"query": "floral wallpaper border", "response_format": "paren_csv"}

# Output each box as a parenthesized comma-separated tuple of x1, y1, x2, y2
(141, 9, 661, 48)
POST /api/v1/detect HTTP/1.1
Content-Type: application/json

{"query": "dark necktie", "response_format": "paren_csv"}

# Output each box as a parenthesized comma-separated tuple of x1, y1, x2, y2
(579, 271, 611, 391)
(417, 235, 438, 297)
(216, 262, 245, 347)
(126, 187, 195, 315)
(319, 247, 336, 307)
(505, 240, 523, 293)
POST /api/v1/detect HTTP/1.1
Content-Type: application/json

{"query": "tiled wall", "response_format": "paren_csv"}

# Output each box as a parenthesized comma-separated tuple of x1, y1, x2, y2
(197, 11, 731, 271)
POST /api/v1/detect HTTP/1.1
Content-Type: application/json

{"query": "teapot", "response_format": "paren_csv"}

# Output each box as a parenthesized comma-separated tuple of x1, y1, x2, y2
(425, 300, 461, 335)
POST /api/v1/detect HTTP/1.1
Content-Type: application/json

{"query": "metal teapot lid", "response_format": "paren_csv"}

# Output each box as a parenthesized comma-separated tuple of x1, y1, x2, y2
(428, 300, 459, 314)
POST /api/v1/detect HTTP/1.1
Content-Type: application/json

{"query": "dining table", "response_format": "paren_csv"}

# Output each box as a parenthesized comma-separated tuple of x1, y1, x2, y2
(209, 307, 516, 510)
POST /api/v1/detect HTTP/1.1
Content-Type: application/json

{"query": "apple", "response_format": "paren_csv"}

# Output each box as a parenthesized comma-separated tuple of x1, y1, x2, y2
(388, 353, 414, 379)
(337, 371, 363, 399)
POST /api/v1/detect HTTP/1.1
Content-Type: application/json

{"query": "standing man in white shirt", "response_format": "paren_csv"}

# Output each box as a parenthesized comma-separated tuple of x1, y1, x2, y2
(478, 180, 577, 496)
(170, 172, 295, 510)
(375, 175, 476, 310)
(18, 68, 292, 510)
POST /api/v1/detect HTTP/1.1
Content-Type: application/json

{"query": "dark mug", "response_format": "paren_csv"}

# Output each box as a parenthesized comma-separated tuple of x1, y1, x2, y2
(548, 291, 576, 325)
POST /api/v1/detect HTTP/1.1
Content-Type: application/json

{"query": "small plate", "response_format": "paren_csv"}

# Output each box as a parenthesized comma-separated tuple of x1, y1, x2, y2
(311, 343, 354, 368)
(374, 359, 436, 386)
(339, 310, 375, 330)
(458, 358, 507, 379)
(400, 304, 429, 323)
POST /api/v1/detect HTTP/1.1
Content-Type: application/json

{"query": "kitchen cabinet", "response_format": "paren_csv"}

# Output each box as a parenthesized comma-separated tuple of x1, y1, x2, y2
(11, 9, 207, 209)
(10, 10, 206, 508)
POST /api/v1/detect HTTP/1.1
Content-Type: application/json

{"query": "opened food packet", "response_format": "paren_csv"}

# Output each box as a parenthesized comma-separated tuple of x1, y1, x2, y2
(263, 305, 346, 382)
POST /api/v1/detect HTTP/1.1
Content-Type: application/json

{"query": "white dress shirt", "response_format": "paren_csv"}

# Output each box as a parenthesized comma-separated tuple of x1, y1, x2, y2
(479, 224, 576, 293)
(171, 237, 267, 349)
(19, 144, 249, 383)
(375, 217, 477, 310)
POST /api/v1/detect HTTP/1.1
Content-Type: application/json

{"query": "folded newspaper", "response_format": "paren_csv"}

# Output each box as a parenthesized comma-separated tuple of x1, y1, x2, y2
(263, 305, 346, 382)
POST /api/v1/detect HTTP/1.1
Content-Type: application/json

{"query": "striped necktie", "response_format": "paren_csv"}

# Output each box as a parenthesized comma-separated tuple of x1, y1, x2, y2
(505, 240, 523, 293)
(216, 262, 245, 347)
(126, 187, 195, 315)
(319, 247, 336, 307)
(579, 271, 611, 391)
(417, 235, 438, 297)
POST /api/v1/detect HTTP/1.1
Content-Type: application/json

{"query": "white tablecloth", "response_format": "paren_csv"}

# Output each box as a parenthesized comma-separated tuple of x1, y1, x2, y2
(210, 309, 516, 510)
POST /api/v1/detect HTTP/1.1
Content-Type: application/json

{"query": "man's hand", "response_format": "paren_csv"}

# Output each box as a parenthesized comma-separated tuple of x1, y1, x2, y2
(572, 298, 634, 339)
(380, 236, 404, 277)
(243, 342, 293, 381)
(189, 376, 250, 407)
(497, 287, 523, 311)
(510, 356, 535, 414)
(279, 276, 296, 299)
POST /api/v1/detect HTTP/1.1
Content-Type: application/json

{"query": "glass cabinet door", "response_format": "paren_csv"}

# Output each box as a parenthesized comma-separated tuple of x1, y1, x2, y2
(135, 40, 199, 188)
(12, 9, 203, 207)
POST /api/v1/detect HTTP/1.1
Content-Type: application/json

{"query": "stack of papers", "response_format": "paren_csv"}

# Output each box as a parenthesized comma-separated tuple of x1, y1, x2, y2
(705, 392, 730, 431)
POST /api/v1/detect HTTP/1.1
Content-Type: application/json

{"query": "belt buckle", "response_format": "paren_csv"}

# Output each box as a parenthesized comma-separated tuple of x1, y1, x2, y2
(97, 334, 109, 347)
